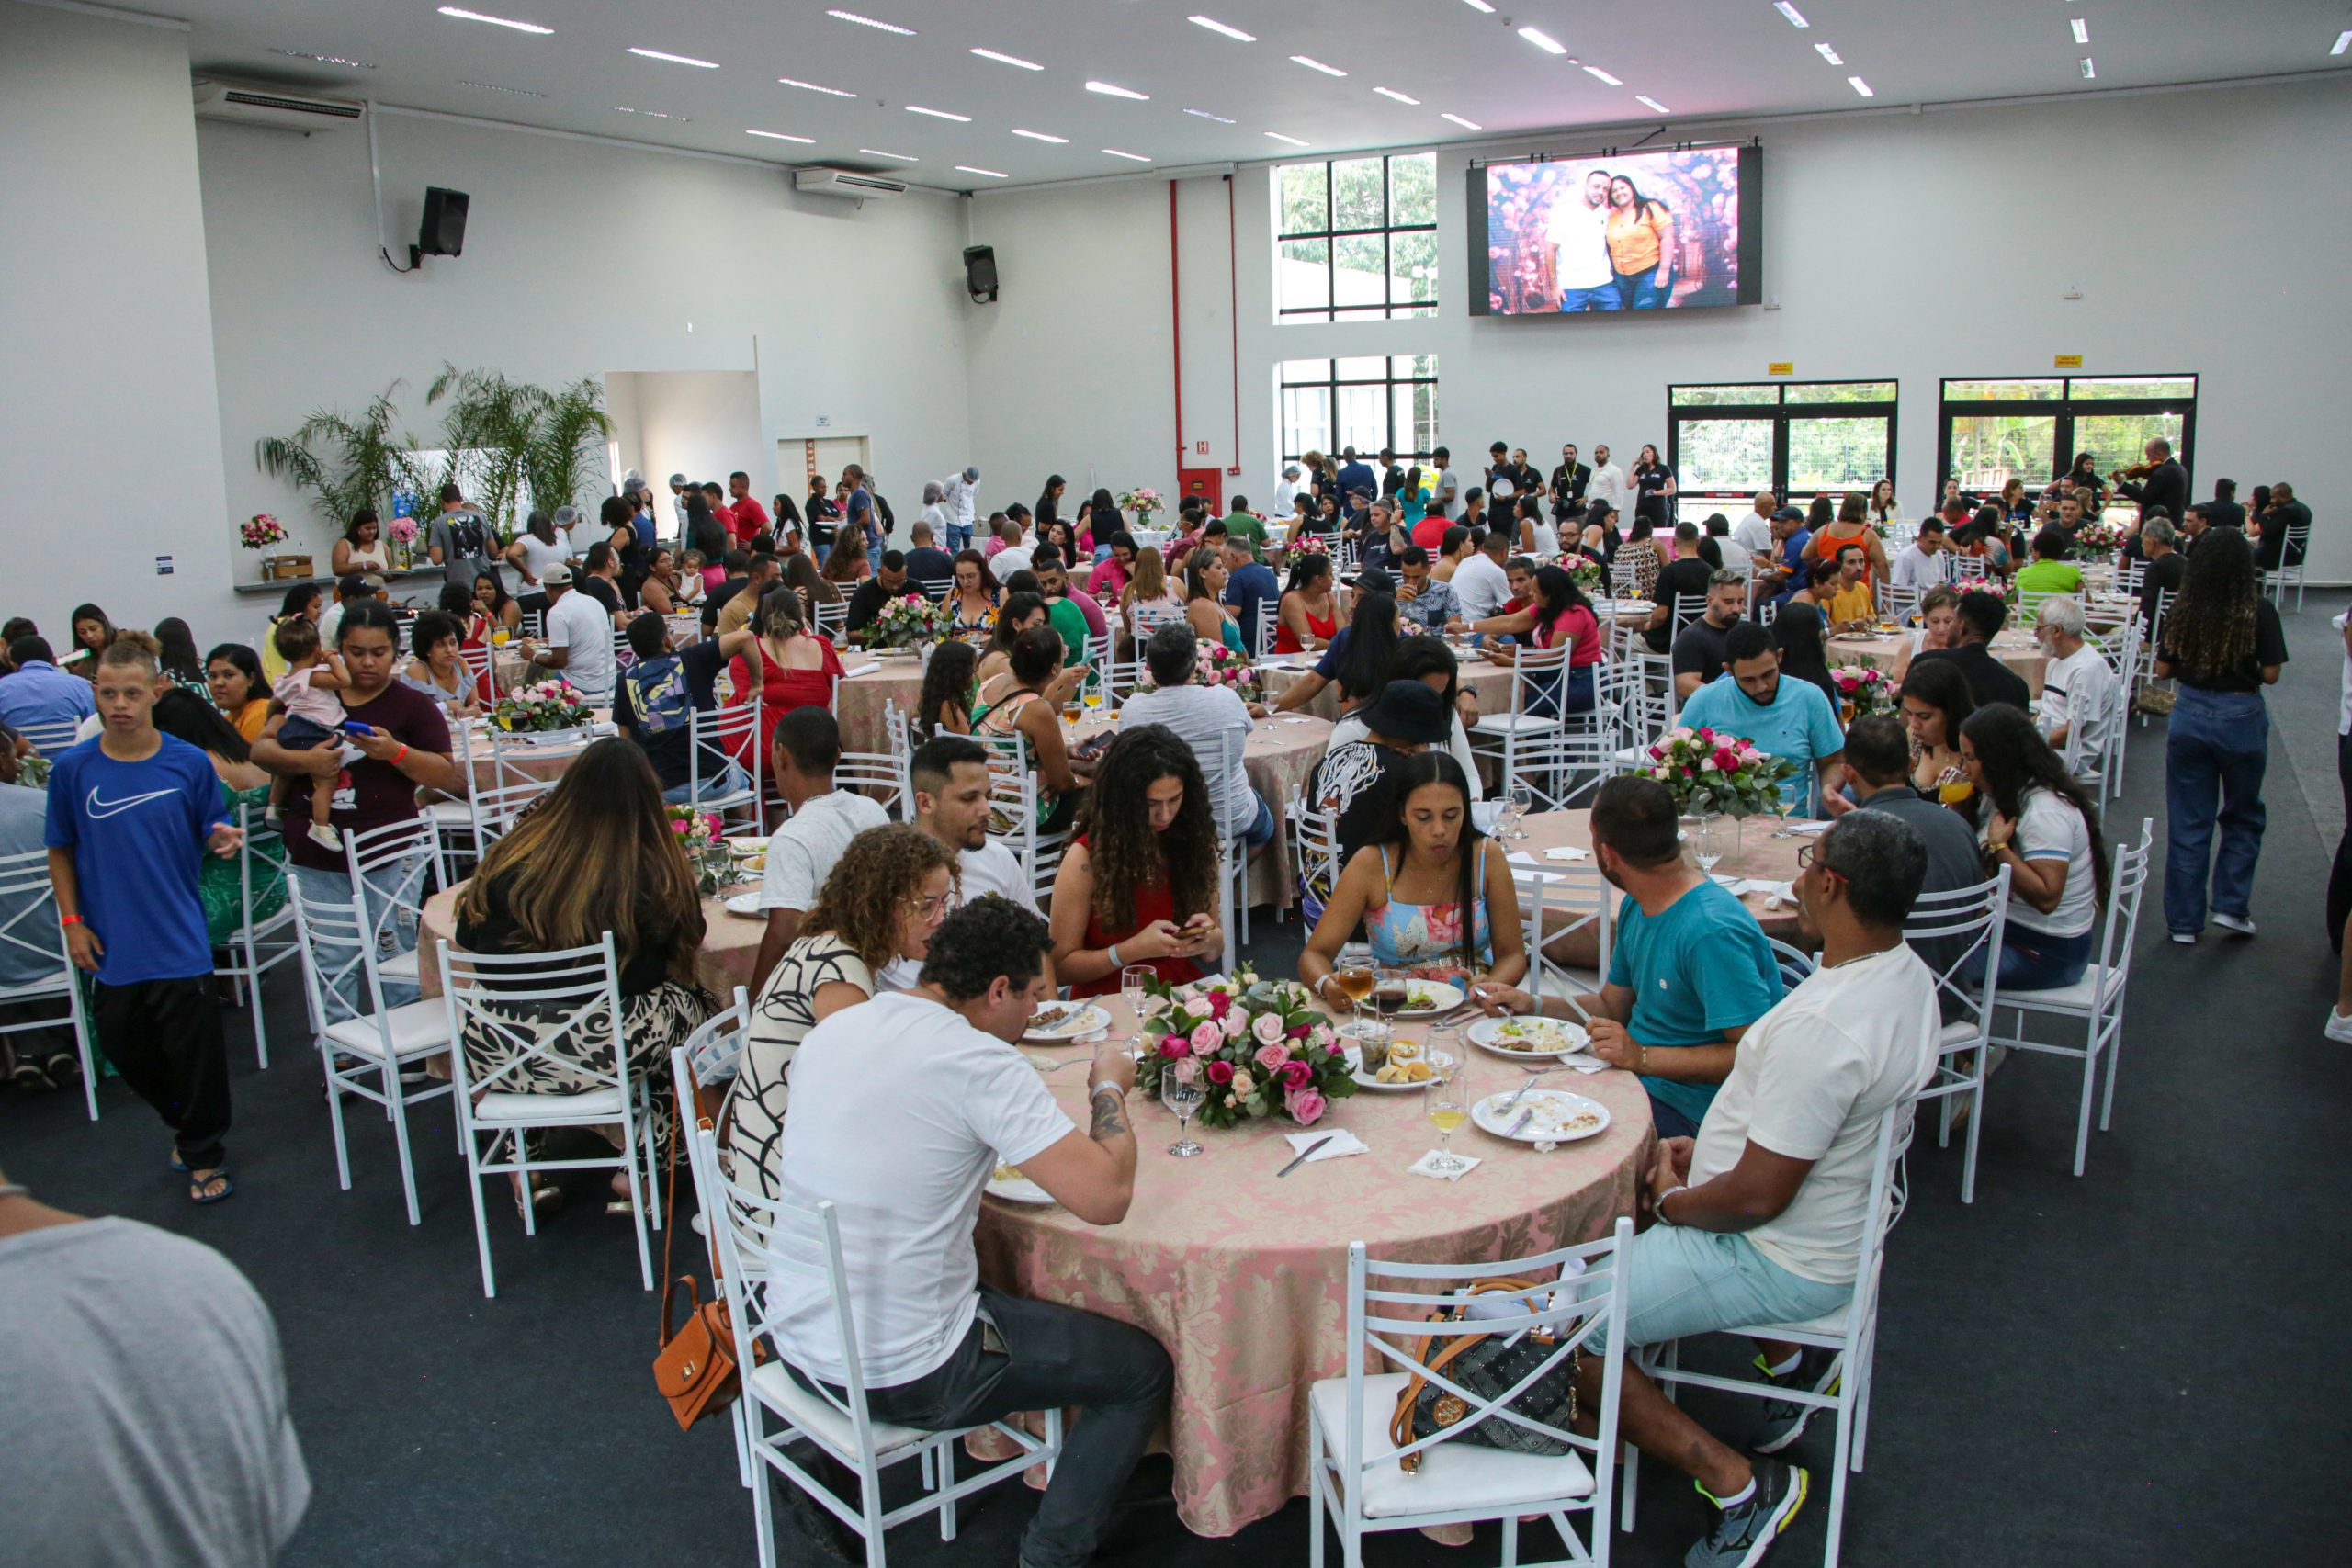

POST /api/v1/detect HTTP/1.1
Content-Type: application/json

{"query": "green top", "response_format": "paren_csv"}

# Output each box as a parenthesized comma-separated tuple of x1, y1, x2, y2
(1045, 596, 1091, 667)
(198, 781, 286, 947)
(2014, 558, 2086, 597)
(1223, 511, 1268, 561)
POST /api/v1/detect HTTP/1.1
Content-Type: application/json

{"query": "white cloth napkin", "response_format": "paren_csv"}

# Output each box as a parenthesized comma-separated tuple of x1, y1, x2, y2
(838, 662, 882, 680)
(1285, 1129, 1367, 1164)
(1408, 1149, 1482, 1181)
(1542, 846, 1590, 863)
(1785, 819, 1833, 835)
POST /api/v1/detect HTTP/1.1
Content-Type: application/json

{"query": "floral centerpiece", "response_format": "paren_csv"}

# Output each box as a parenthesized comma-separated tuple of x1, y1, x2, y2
(1138, 639, 1260, 702)
(1118, 487, 1166, 522)
(1566, 557, 1606, 593)
(2072, 516, 2127, 559)
(1641, 725, 1799, 818)
(869, 592, 944, 651)
(241, 513, 288, 550)
(1132, 967, 1354, 1129)
(492, 677, 593, 734)
(665, 805, 736, 895)
(1830, 657, 1894, 721)
(1289, 533, 1329, 558)
(385, 514, 421, 569)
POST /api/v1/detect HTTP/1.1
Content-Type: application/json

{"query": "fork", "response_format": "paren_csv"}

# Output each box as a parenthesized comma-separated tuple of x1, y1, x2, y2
(1504, 1067, 1559, 1112)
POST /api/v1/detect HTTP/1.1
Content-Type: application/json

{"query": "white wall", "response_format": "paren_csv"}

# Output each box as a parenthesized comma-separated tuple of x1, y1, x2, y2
(0, 1, 233, 637)
(605, 370, 763, 507)
(972, 77, 2352, 575)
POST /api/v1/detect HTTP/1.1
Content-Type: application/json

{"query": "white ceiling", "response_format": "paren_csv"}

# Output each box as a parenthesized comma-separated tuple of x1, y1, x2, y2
(166, 0, 2352, 189)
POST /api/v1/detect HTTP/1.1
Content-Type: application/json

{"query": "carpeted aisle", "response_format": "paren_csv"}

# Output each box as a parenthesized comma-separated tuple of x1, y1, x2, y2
(6, 596, 2349, 1566)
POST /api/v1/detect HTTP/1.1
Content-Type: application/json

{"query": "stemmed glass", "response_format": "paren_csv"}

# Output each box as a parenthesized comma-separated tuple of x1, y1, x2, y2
(1082, 671, 1105, 725)
(1692, 815, 1724, 876)
(1500, 781, 1533, 840)
(1424, 1056, 1468, 1176)
(1333, 942, 1378, 1038)
(1161, 1058, 1205, 1158)
(1121, 964, 1154, 1055)
(1770, 791, 1798, 840)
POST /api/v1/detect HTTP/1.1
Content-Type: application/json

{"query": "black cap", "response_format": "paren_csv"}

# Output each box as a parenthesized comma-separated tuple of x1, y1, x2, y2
(1770, 506, 1804, 523)
(1357, 680, 1453, 746)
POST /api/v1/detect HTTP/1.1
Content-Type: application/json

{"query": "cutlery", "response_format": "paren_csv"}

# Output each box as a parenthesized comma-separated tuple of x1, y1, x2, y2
(1505, 1109, 1536, 1139)
(1554, 990, 1594, 1024)
(1504, 1068, 1558, 1111)
(1276, 1136, 1334, 1178)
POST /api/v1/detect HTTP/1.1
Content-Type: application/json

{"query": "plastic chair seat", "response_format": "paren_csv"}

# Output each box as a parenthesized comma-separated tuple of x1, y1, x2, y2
(424, 799, 473, 825)
(1470, 714, 1564, 737)
(2002, 963, 2122, 1016)
(750, 1360, 932, 1459)
(379, 948, 422, 984)
(475, 1086, 628, 1122)
(322, 999, 453, 1059)
(1308, 1372, 1594, 1519)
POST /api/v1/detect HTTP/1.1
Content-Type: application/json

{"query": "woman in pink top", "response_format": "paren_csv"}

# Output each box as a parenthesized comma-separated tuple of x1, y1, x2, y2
(1453, 563, 1599, 716)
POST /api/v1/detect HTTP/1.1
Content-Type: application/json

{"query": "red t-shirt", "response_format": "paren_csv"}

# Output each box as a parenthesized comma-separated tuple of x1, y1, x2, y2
(1410, 514, 1450, 550)
(726, 498, 770, 544)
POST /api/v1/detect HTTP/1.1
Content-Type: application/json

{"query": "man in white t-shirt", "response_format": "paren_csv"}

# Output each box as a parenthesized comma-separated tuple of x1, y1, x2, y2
(1731, 491, 1779, 558)
(753, 707, 889, 988)
(2032, 596, 2118, 767)
(1889, 517, 1955, 591)
(1573, 811, 1937, 1568)
(1545, 167, 1618, 310)
(769, 898, 1169, 1568)
(1587, 444, 1628, 515)
(938, 465, 981, 554)
(522, 564, 615, 703)
(879, 734, 1049, 991)
(1453, 524, 1513, 624)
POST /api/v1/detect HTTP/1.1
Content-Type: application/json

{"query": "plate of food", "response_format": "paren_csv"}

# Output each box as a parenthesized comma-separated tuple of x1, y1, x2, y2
(1372, 978, 1463, 1018)
(723, 892, 765, 919)
(1023, 1001, 1111, 1043)
(1466, 1014, 1592, 1059)
(1472, 1088, 1611, 1145)
(1346, 1045, 1456, 1091)
(984, 1163, 1055, 1204)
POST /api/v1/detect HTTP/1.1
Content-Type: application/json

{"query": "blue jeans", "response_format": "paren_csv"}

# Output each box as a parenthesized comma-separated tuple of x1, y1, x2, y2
(1962, 921, 2092, 992)
(1588, 1225, 1852, 1353)
(1559, 284, 1621, 312)
(662, 761, 750, 806)
(1617, 268, 1673, 310)
(2164, 686, 2270, 934)
(289, 862, 422, 1016)
(947, 523, 972, 554)
(1241, 789, 1276, 850)
(1647, 1092, 1702, 1141)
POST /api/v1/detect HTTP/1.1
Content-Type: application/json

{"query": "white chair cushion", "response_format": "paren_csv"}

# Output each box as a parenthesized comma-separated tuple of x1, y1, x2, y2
(1309, 1372, 1594, 1520)
(474, 1086, 628, 1122)
(750, 1359, 931, 1458)
(1937, 1018, 1984, 1048)
(1470, 715, 1564, 736)
(379, 948, 422, 983)
(424, 799, 473, 825)
(2003, 963, 2120, 1015)
(322, 999, 452, 1059)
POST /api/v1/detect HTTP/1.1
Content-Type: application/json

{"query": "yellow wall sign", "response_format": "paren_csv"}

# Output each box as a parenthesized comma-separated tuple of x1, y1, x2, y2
(2053, 354, 2084, 368)
(1767, 362, 1793, 376)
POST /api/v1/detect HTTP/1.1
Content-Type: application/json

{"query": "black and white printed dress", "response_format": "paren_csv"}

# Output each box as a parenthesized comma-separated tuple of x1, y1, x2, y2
(727, 934, 875, 1198)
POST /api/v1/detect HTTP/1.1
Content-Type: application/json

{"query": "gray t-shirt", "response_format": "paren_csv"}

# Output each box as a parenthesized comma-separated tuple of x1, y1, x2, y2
(1116, 683, 1259, 836)
(427, 509, 494, 586)
(0, 1217, 311, 1566)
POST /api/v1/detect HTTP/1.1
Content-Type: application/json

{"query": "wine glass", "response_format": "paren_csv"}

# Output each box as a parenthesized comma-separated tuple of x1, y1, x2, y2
(1424, 1057, 1468, 1176)
(1503, 781, 1533, 840)
(1333, 942, 1378, 1034)
(1120, 963, 1154, 1050)
(1082, 674, 1105, 723)
(1692, 815, 1724, 876)
(1770, 791, 1798, 840)
(1429, 1022, 1462, 1078)
(1161, 1059, 1205, 1158)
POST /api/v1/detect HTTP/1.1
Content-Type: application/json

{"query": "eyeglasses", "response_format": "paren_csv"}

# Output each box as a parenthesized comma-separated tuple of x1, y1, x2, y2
(1795, 843, 1847, 883)
(904, 892, 952, 920)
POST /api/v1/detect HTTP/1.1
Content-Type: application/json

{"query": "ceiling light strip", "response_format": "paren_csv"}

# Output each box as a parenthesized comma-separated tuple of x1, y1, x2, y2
(1291, 55, 1347, 77)
(825, 10, 915, 35)
(1187, 17, 1257, 43)
(968, 48, 1042, 70)
(1012, 128, 1069, 142)
(628, 47, 719, 69)
(436, 7, 551, 35)
(747, 129, 814, 142)
(780, 77, 857, 97)
(1085, 80, 1150, 99)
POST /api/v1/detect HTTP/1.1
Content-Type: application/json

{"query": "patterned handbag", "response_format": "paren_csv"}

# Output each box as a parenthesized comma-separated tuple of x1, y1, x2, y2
(1386, 1277, 1578, 1472)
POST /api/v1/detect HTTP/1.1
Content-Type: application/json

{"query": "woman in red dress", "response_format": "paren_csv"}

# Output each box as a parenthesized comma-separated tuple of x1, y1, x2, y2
(1047, 726, 1226, 997)
(1272, 552, 1340, 655)
(724, 593, 844, 764)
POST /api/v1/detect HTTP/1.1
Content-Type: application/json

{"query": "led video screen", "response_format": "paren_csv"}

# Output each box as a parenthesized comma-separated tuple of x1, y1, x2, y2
(1474, 144, 1760, 316)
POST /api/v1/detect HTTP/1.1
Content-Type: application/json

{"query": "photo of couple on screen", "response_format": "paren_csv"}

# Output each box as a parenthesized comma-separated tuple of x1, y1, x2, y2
(1483, 148, 1746, 315)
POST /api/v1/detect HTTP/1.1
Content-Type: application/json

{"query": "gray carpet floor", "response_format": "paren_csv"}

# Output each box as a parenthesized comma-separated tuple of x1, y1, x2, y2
(7, 594, 2349, 1567)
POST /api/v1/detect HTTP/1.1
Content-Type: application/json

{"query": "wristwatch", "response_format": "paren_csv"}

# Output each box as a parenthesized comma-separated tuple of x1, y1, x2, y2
(1652, 1184, 1687, 1224)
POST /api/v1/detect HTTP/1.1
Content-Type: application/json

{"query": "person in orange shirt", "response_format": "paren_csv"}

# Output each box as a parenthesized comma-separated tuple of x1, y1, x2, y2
(1604, 175, 1678, 309)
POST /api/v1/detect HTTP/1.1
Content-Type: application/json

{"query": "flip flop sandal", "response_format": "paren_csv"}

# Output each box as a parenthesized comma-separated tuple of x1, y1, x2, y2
(188, 1169, 234, 1205)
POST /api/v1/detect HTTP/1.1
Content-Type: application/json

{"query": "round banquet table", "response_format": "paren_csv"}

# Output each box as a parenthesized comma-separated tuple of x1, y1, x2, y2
(451, 715, 616, 792)
(975, 997, 1655, 1536)
(1829, 627, 2049, 698)
(1510, 807, 1811, 946)
(831, 655, 927, 757)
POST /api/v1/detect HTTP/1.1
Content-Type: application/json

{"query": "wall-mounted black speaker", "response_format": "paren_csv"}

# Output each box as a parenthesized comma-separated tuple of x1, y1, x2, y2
(962, 244, 999, 303)
(419, 187, 470, 257)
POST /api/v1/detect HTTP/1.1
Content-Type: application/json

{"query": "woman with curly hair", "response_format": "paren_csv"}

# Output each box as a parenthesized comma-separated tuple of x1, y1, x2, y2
(732, 824, 956, 1195)
(1958, 704, 2110, 991)
(1049, 724, 1224, 996)
(2154, 525, 2286, 942)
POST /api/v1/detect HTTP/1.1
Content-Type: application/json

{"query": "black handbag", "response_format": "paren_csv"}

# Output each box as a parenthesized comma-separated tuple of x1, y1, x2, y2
(1388, 1278, 1579, 1472)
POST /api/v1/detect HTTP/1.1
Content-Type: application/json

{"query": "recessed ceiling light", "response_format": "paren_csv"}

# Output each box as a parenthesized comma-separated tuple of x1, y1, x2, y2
(1814, 42, 1842, 64)
(956, 165, 1010, 178)
(269, 48, 378, 69)
(1635, 95, 1669, 113)
(2070, 18, 2089, 45)
(1291, 55, 1347, 77)
(1085, 80, 1150, 99)
(1582, 65, 1623, 85)
(459, 79, 546, 96)
(1462, 0, 1496, 12)
(906, 106, 971, 121)
(1374, 86, 1420, 105)
(1518, 28, 1567, 55)
(859, 148, 920, 161)
(1265, 131, 1308, 146)
(1773, 3, 1809, 27)
(2336, 30, 2352, 55)
(1012, 128, 1069, 142)
(628, 48, 718, 69)
(1847, 74, 1874, 96)
(747, 129, 815, 142)
(779, 77, 857, 97)
(1441, 112, 1482, 130)
(825, 9, 915, 36)
(1102, 148, 1153, 162)
(615, 107, 688, 119)
(2077, 57, 2096, 79)
(437, 7, 551, 35)
(1188, 16, 1257, 42)
(1184, 108, 1238, 122)
(968, 47, 1042, 70)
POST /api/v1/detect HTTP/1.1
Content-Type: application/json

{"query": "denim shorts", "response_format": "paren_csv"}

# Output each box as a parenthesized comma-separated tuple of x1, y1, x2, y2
(1586, 1224, 1850, 1353)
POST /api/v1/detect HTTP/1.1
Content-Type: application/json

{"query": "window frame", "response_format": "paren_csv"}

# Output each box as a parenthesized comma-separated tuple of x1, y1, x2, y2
(1274, 153, 1440, 323)
(1936, 374, 2198, 499)
(1665, 378, 1900, 512)
(1277, 355, 1441, 471)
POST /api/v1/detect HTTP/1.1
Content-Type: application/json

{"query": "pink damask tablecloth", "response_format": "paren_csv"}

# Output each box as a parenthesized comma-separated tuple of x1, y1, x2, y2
(1834, 628, 2049, 697)
(833, 658, 927, 757)
(975, 998, 1653, 1537)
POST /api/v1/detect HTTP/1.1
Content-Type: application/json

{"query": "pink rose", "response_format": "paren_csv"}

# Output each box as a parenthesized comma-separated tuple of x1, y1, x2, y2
(1203, 989, 1232, 1021)
(1713, 748, 1740, 772)
(1221, 1009, 1250, 1040)
(1188, 1021, 1222, 1054)
(1158, 1036, 1189, 1060)
(1251, 1012, 1285, 1045)
(1254, 1042, 1291, 1072)
(1286, 1088, 1327, 1125)
(1281, 1060, 1313, 1089)
(1205, 1059, 1235, 1085)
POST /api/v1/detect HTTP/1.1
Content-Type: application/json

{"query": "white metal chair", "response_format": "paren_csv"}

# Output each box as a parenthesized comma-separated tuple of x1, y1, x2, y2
(686, 700, 764, 829)
(1518, 859, 1611, 1001)
(1183, 728, 1251, 972)
(441, 933, 657, 1297)
(1308, 1218, 1634, 1568)
(2261, 521, 2311, 609)
(458, 641, 497, 700)
(465, 780, 558, 860)
(213, 802, 300, 1069)
(1467, 642, 1569, 802)
(699, 1127, 1063, 1568)
(0, 846, 99, 1120)
(1286, 788, 1341, 928)
(883, 699, 922, 817)
(668, 990, 756, 1489)
(1984, 818, 2153, 1178)
(2063, 632, 2132, 807)
(2130, 588, 2171, 728)
(1767, 936, 1818, 988)
(343, 818, 437, 992)
(288, 874, 456, 1225)
(1876, 581, 1923, 626)
(812, 598, 850, 642)
(977, 732, 1070, 905)
(917, 578, 953, 604)
(425, 722, 482, 886)
(1903, 868, 2011, 1204)
(1951, 554, 1989, 582)
(1623, 1102, 1913, 1568)
(834, 733, 909, 815)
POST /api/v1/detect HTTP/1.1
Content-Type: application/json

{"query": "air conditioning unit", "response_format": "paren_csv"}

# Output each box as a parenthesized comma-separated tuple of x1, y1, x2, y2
(793, 167, 910, 200)
(193, 80, 365, 133)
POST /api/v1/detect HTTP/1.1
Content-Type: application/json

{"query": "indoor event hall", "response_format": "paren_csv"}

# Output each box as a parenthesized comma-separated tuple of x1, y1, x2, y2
(2, 1, 2347, 1565)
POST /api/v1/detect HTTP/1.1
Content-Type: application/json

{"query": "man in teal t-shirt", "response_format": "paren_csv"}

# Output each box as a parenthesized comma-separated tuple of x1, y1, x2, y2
(1675, 622, 1850, 816)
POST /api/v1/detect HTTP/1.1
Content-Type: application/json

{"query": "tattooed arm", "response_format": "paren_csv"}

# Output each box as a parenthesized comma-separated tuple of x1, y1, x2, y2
(1018, 1045, 1139, 1224)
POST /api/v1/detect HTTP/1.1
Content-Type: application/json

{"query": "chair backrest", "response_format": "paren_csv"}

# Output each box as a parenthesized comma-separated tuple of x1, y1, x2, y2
(1342, 1217, 1634, 1490)
(226, 800, 290, 939)
(687, 698, 764, 816)
(518, 609, 546, 639)
(1287, 788, 1340, 925)
(2093, 818, 2154, 978)
(0, 846, 74, 996)
(469, 779, 557, 851)
(458, 642, 496, 699)
(1952, 554, 1989, 581)
(918, 577, 953, 604)
(1671, 592, 1707, 631)
(812, 599, 849, 641)
(1878, 581, 1923, 624)
(1609, 557, 1643, 596)
(288, 874, 392, 1032)
(1517, 862, 1610, 999)
(1902, 867, 2010, 1048)
(1499, 639, 1571, 719)
(343, 817, 436, 941)
(438, 933, 628, 1103)
(1767, 937, 1816, 990)
(14, 717, 82, 757)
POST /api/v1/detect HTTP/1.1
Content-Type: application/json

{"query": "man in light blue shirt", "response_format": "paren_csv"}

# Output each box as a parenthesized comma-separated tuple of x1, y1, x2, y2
(0, 637, 95, 737)
(1675, 622, 1851, 816)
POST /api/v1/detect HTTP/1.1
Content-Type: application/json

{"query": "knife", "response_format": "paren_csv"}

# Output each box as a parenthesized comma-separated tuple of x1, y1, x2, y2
(1505, 1108, 1537, 1139)
(1277, 1136, 1335, 1177)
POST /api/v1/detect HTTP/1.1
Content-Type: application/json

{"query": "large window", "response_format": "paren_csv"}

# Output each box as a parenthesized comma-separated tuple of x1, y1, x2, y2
(1667, 381, 1898, 523)
(1279, 356, 1439, 468)
(1939, 376, 2197, 516)
(1275, 153, 1438, 321)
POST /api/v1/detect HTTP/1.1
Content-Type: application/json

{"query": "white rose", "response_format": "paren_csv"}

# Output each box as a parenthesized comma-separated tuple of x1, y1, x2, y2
(1221, 1009, 1250, 1040)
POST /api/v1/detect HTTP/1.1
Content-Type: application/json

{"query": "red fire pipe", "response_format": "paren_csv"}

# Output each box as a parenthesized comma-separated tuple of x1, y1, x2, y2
(1170, 180, 1183, 475)
(1227, 175, 1240, 476)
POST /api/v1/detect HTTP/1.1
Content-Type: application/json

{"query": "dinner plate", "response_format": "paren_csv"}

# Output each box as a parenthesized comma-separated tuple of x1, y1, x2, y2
(1345, 1045, 1457, 1091)
(1466, 1015, 1592, 1059)
(984, 1168, 1056, 1204)
(1472, 1088, 1611, 1145)
(1023, 1002, 1111, 1043)
(723, 892, 764, 919)
(729, 837, 771, 854)
(1386, 980, 1463, 1018)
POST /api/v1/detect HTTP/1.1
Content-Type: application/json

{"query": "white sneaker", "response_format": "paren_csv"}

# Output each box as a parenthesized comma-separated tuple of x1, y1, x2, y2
(306, 822, 343, 852)
(2211, 912, 2257, 937)
(2169, 931, 2197, 945)
(2326, 1010, 2352, 1045)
